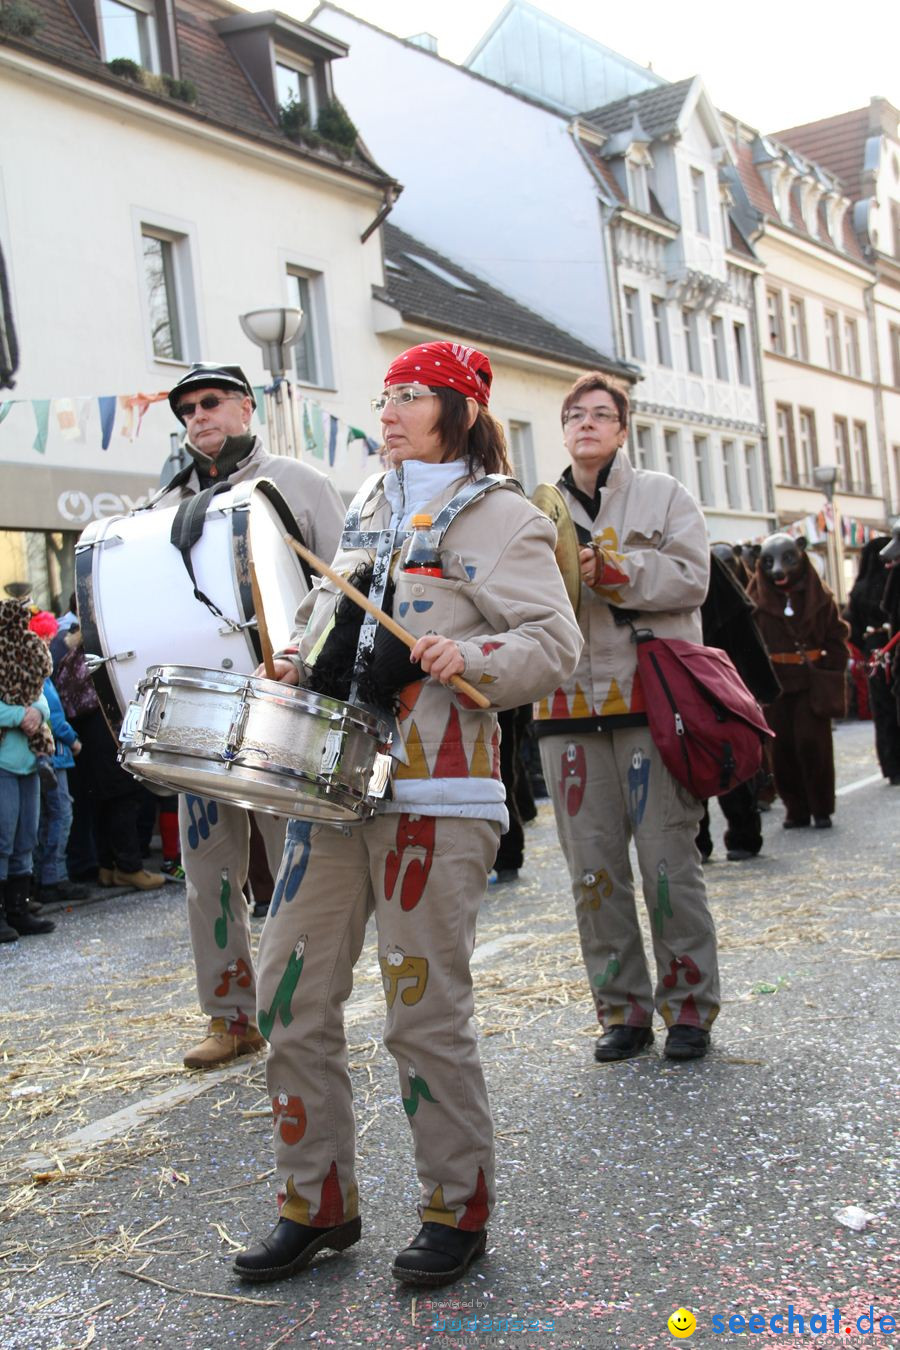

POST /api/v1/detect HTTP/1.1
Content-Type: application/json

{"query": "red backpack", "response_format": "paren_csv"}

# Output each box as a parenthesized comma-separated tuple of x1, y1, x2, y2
(634, 632, 773, 799)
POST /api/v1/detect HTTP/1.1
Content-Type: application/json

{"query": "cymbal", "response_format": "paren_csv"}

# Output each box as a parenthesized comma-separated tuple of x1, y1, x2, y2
(531, 482, 581, 618)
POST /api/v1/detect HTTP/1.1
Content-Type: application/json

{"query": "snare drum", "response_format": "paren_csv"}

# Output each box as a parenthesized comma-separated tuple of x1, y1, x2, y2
(75, 479, 310, 731)
(120, 665, 393, 823)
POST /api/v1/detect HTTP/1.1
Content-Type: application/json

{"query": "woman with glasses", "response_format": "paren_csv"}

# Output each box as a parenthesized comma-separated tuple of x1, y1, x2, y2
(534, 373, 721, 1064)
(234, 341, 581, 1289)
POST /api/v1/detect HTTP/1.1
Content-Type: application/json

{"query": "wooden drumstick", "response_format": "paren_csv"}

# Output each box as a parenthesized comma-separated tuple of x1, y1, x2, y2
(249, 559, 277, 680)
(284, 535, 492, 710)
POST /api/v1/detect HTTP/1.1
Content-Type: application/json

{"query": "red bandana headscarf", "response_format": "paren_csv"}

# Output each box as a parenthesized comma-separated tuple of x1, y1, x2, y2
(384, 341, 493, 406)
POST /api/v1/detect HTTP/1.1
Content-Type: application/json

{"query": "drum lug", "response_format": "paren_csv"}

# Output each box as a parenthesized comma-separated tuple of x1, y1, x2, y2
(75, 533, 124, 553)
(221, 695, 250, 762)
(85, 650, 135, 672)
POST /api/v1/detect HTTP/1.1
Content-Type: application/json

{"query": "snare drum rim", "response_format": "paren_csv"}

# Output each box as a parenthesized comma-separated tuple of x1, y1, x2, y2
(138, 664, 393, 741)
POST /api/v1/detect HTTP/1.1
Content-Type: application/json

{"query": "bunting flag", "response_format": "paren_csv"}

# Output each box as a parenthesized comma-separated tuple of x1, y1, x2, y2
(32, 399, 50, 454)
(98, 395, 117, 450)
(0, 386, 382, 481)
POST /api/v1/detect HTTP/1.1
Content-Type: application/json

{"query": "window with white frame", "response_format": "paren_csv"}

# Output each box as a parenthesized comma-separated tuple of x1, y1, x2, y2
(834, 416, 851, 488)
(824, 311, 842, 371)
(893, 443, 900, 508)
(287, 269, 331, 387)
(744, 442, 763, 511)
(766, 289, 785, 352)
(140, 226, 192, 362)
(710, 316, 729, 380)
(682, 308, 701, 375)
(797, 408, 818, 483)
(691, 167, 709, 236)
(843, 318, 861, 377)
(852, 421, 871, 493)
(634, 424, 654, 470)
(663, 428, 680, 478)
(733, 321, 751, 385)
(788, 296, 808, 361)
(890, 324, 900, 388)
(276, 55, 316, 119)
(623, 287, 644, 361)
(508, 421, 537, 494)
(722, 439, 740, 508)
(775, 403, 797, 483)
(626, 158, 650, 213)
(652, 297, 671, 367)
(693, 435, 712, 505)
(100, 0, 159, 67)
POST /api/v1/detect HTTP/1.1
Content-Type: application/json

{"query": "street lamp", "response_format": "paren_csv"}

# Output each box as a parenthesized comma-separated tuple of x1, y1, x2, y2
(239, 306, 304, 458)
(813, 464, 846, 603)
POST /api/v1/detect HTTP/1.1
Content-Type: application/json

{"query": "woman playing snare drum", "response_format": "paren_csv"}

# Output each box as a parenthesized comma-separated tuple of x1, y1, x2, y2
(233, 342, 581, 1289)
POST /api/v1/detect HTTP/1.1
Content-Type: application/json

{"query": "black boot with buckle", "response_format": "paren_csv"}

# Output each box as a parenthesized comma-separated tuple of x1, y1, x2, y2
(233, 1216, 361, 1283)
(5, 876, 55, 936)
(0, 881, 19, 943)
(392, 1222, 487, 1287)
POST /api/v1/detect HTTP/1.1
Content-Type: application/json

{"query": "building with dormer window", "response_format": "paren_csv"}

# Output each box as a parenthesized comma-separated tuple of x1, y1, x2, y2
(724, 114, 886, 592)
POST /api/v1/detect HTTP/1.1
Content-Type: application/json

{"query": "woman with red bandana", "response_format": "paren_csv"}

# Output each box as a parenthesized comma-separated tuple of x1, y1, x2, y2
(234, 342, 581, 1288)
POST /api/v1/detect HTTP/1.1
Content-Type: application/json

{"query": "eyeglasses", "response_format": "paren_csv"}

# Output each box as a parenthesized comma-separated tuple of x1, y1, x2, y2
(175, 393, 243, 420)
(563, 407, 621, 427)
(370, 388, 437, 413)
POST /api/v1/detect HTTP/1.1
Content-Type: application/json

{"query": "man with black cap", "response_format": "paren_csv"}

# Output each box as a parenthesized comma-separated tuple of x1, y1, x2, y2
(154, 363, 344, 1069)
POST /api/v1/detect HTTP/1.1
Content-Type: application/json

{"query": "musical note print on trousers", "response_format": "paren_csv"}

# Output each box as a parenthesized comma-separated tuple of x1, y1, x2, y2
(258, 936, 307, 1041)
(213, 868, 234, 950)
(627, 748, 650, 827)
(273, 1088, 307, 1146)
(592, 953, 621, 990)
(384, 815, 435, 911)
(662, 955, 702, 989)
(184, 795, 218, 851)
(402, 1062, 438, 1116)
(560, 742, 587, 817)
(579, 868, 613, 910)
(270, 821, 313, 919)
(214, 957, 252, 997)
(380, 946, 429, 1009)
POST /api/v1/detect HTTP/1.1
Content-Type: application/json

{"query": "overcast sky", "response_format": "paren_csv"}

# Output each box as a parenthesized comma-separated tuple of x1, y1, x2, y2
(271, 0, 900, 133)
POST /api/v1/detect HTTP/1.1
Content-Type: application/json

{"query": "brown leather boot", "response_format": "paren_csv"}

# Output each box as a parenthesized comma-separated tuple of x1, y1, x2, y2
(183, 1025, 266, 1070)
(112, 867, 166, 891)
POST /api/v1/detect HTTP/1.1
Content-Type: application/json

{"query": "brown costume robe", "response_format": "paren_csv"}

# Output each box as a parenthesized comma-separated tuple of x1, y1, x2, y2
(747, 557, 849, 822)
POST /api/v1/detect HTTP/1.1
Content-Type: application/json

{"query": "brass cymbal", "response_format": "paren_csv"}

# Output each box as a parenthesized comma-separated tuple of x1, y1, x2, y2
(531, 482, 581, 618)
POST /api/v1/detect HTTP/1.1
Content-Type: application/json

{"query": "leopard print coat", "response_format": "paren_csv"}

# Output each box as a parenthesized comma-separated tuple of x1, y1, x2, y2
(0, 600, 54, 758)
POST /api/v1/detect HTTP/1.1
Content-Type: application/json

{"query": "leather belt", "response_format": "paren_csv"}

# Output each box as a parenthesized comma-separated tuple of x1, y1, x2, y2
(769, 650, 823, 665)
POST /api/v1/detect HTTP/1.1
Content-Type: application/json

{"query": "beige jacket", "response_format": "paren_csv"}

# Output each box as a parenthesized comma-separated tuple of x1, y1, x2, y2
(291, 468, 583, 816)
(152, 436, 345, 562)
(536, 452, 708, 725)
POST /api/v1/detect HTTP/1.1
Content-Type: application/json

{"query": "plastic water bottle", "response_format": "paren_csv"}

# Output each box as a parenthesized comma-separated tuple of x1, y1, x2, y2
(403, 514, 443, 577)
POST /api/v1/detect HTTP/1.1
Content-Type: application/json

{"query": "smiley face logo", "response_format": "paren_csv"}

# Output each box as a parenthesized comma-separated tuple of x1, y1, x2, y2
(667, 1308, 697, 1338)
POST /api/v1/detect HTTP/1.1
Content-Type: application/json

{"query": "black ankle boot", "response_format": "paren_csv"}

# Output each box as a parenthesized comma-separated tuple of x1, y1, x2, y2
(5, 876, 55, 936)
(233, 1215, 361, 1283)
(0, 881, 19, 943)
(392, 1223, 487, 1287)
(594, 1025, 654, 1062)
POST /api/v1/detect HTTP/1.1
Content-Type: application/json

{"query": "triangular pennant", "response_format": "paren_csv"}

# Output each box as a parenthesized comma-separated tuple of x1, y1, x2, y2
(535, 696, 551, 720)
(600, 678, 627, 716)
(629, 670, 646, 713)
(570, 682, 591, 718)
(422, 1184, 457, 1226)
(32, 399, 50, 454)
(395, 721, 429, 779)
(433, 704, 469, 777)
(551, 687, 570, 719)
(469, 726, 491, 778)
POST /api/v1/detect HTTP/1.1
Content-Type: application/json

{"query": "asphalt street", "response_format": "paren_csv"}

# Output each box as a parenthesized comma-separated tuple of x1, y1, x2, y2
(0, 720, 896, 1350)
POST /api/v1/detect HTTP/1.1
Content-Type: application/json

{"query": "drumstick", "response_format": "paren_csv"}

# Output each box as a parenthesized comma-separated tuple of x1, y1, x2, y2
(284, 535, 492, 710)
(249, 560, 277, 680)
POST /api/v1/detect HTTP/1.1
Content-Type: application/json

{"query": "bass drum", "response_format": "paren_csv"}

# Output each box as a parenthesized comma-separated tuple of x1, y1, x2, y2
(75, 478, 311, 733)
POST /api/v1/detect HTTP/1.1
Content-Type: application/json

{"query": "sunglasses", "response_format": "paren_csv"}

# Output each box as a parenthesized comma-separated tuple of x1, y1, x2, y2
(175, 393, 243, 419)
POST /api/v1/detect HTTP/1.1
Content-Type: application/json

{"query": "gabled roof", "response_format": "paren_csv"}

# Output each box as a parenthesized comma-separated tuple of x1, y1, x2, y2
(582, 78, 695, 139)
(775, 108, 870, 204)
(1, 0, 396, 189)
(379, 224, 633, 378)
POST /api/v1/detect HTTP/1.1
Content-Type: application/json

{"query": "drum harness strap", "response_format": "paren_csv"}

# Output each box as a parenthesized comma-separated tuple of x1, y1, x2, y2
(169, 483, 245, 633)
(339, 472, 523, 704)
